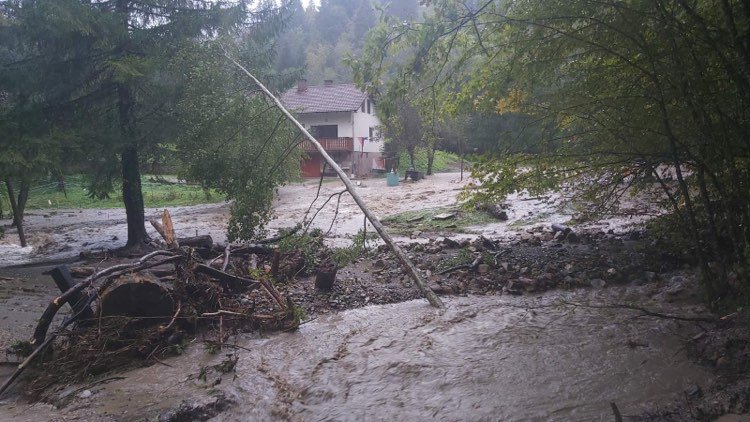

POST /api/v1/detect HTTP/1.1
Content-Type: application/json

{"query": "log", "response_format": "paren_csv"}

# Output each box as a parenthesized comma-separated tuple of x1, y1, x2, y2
(70, 266, 176, 278)
(230, 244, 275, 255)
(98, 271, 175, 319)
(177, 235, 214, 249)
(32, 252, 179, 346)
(1, 253, 180, 398)
(46, 266, 94, 320)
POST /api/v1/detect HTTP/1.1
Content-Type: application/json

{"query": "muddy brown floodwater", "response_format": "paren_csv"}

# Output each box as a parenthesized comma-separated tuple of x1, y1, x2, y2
(0, 284, 713, 421)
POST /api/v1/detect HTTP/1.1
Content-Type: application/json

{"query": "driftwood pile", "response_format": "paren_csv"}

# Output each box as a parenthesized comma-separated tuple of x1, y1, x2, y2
(0, 211, 304, 397)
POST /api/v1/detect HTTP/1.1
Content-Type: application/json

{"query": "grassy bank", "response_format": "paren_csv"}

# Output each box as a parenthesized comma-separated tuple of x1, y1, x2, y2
(382, 206, 495, 235)
(10, 175, 223, 210)
(397, 150, 461, 173)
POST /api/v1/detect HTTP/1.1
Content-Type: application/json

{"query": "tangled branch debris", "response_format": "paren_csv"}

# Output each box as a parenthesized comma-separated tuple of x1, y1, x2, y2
(0, 211, 305, 398)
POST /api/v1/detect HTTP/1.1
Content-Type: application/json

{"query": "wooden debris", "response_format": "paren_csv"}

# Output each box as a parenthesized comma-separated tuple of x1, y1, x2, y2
(0, 216, 306, 398)
(98, 272, 175, 319)
(315, 262, 338, 290)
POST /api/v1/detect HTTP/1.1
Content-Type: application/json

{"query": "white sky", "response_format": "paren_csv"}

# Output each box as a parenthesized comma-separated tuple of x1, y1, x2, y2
(301, 0, 320, 8)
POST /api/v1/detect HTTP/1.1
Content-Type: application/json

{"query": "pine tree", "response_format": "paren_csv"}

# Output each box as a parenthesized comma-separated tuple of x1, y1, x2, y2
(1, 0, 286, 251)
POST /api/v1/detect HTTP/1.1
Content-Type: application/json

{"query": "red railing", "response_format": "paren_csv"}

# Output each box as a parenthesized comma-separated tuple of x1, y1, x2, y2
(302, 137, 353, 152)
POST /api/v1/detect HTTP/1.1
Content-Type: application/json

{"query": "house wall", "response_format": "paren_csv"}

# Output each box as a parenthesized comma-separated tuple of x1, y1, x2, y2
(296, 101, 384, 178)
(297, 112, 353, 137)
(352, 101, 383, 154)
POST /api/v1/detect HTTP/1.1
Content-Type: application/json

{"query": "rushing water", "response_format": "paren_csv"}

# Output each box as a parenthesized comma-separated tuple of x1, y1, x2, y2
(216, 286, 711, 421)
(0, 285, 712, 421)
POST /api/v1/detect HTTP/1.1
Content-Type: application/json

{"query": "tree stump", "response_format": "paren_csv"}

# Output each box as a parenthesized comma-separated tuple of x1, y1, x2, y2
(98, 271, 175, 320)
(314, 262, 338, 290)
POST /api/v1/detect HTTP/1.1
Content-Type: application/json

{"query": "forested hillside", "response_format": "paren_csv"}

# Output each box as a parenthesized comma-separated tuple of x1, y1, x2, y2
(274, 0, 422, 83)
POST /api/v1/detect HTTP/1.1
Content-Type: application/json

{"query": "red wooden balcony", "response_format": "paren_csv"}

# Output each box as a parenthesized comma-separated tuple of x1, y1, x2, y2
(302, 137, 353, 152)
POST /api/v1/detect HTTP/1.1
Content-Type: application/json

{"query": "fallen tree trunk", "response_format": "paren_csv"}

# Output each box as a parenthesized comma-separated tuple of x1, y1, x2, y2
(32, 252, 180, 346)
(177, 235, 213, 249)
(70, 265, 176, 279)
(224, 50, 443, 309)
(46, 266, 94, 320)
(98, 271, 175, 319)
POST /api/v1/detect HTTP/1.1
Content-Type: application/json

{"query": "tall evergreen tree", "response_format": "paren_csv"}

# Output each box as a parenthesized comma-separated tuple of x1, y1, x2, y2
(1, 0, 287, 250)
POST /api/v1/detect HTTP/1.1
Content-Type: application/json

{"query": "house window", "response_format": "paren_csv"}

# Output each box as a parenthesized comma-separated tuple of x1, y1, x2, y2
(366, 99, 371, 114)
(312, 125, 338, 138)
(361, 101, 366, 113)
(369, 127, 374, 140)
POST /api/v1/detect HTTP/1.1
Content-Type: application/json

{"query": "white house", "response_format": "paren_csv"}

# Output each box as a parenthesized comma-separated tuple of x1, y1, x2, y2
(281, 80, 384, 178)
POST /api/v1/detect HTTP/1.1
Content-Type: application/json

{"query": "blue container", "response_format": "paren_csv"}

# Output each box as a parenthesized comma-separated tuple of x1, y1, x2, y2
(386, 172, 399, 187)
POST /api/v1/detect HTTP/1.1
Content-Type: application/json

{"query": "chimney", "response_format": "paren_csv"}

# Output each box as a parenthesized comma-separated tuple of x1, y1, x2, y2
(324, 80, 334, 86)
(297, 79, 307, 93)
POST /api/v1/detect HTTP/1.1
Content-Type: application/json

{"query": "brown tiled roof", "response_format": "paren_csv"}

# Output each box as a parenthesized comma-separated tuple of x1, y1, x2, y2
(281, 83, 368, 114)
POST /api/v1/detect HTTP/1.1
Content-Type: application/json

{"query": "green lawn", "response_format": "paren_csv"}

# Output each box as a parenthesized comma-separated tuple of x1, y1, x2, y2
(19, 175, 223, 210)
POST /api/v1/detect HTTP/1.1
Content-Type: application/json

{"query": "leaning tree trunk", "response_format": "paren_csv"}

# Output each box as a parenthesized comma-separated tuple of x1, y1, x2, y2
(5, 179, 27, 247)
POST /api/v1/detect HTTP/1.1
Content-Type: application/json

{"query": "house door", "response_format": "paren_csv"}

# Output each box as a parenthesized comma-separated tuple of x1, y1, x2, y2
(302, 154, 322, 177)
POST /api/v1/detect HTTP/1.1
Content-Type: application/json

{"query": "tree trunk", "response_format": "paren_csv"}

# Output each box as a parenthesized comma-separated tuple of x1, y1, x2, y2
(426, 147, 436, 175)
(408, 147, 416, 170)
(115, 0, 148, 250)
(121, 145, 149, 248)
(459, 136, 465, 181)
(16, 179, 29, 226)
(5, 179, 26, 247)
(119, 84, 148, 249)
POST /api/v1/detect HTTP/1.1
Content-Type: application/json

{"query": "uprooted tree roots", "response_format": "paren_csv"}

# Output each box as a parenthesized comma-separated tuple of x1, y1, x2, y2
(1, 221, 312, 399)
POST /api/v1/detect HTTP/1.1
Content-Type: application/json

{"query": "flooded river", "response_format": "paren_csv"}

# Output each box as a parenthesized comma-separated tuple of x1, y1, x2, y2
(0, 284, 712, 421)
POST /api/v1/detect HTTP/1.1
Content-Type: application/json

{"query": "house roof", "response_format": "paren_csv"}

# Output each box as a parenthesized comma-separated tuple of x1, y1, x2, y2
(281, 83, 368, 114)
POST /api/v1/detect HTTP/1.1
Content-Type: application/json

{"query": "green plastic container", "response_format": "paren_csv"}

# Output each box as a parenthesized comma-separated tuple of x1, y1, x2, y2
(386, 172, 400, 186)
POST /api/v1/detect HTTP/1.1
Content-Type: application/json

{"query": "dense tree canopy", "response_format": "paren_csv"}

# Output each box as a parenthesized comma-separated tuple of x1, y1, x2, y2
(0, 0, 303, 246)
(352, 0, 750, 303)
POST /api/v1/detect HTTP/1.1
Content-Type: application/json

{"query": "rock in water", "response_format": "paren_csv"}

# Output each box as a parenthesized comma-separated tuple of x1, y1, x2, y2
(486, 204, 508, 220)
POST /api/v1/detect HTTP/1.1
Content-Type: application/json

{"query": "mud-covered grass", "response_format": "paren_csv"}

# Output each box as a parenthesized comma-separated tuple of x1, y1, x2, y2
(20, 175, 223, 210)
(381, 206, 496, 235)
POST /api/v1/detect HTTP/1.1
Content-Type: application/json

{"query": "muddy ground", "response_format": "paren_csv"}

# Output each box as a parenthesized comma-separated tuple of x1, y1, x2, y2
(0, 172, 747, 420)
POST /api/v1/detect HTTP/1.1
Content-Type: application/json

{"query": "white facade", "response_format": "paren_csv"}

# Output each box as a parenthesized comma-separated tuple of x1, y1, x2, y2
(282, 82, 385, 177)
(352, 100, 383, 153)
(298, 101, 383, 155)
